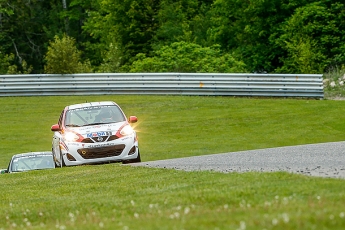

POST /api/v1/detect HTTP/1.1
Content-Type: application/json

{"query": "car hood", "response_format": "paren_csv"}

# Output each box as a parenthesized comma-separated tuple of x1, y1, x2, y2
(66, 121, 126, 137)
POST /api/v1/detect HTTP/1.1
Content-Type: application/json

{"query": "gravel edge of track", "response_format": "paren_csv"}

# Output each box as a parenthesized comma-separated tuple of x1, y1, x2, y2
(132, 141, 345, 179)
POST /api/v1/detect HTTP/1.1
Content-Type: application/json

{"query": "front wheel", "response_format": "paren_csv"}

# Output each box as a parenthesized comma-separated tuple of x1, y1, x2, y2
(53, 147, 65, 168)
(123, 150, 141, 164)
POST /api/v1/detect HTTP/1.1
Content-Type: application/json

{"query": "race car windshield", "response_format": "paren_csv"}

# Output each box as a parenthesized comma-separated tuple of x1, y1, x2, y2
(65, 105, 126, 126)
(11, 155, 55, 172)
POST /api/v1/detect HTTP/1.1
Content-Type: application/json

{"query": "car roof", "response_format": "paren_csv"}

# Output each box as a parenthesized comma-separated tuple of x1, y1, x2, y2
(66, 101, 117, 110)
(12, 151, 52, 158)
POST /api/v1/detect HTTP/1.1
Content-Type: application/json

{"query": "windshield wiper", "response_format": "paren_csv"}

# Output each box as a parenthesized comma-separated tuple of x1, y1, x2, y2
(85, 122, 104, 126)
(65, 124, 81, 127)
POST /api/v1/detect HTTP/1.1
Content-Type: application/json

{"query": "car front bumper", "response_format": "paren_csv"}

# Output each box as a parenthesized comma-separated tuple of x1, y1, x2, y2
(61, 135, 139, 166)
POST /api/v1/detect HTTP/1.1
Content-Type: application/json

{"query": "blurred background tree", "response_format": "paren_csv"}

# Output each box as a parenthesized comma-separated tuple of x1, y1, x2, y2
(44, 34, 92, 74)
(129, 42, 247, 73)
(0, 0, 344, 74)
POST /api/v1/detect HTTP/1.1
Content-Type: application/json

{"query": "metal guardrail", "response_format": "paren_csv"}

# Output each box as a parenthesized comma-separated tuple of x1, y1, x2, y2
(0, 73, 324, 98)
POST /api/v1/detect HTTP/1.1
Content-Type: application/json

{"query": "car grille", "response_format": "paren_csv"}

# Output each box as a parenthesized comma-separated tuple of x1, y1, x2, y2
(77, 144, 125, 159)
(81, 135, 119, 143)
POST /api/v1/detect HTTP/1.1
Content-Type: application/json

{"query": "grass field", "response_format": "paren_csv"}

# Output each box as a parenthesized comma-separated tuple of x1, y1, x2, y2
(1, 95, 345, 229)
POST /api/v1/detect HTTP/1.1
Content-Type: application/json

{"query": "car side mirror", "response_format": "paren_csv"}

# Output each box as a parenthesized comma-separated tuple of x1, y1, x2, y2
(129, 116, 138, 123)
(51, 124, 61, 131)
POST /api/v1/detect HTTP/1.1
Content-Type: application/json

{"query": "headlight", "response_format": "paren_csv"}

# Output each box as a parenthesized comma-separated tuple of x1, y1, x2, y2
(64, 132, 80, 142)
(120, 125, 134, 136)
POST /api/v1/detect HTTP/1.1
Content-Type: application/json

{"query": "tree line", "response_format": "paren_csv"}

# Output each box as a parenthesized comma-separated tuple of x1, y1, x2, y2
(0, 0, 344, 74)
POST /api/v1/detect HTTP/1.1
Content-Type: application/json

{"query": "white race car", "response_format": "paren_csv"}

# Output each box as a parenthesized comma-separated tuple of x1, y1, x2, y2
(51, 101, 140, 167)
(1, 152, 55, 173)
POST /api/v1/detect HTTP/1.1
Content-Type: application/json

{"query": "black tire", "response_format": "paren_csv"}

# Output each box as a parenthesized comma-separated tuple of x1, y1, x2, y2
(123, 150, 141, 164)
(53, 148, 65, 168)
(61, 152, 66, 167)
(52, 148, 59, 168)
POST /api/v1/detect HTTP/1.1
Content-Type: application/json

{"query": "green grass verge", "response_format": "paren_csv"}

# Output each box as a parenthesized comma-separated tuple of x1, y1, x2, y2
(1, 95, 345, 229)
(1, 165, 345, 230)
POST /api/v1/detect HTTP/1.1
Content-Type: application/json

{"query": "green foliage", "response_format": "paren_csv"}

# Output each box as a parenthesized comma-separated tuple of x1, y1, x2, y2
(7, 59, 33, 74)
(0, 0, 13, 16)
(207, 0, 293, 72)
(83, 0, 160, 68)
(44, 34, 93, 74)
(153, 0, 212, 47)
(0, 52, 12, 74)
(97, 42, 125, 73)
(0, 53, 33, 74)
(129, 42, 247, 73)
(1, 0, 345, 74)
(64, 0, 104, 67)
(276, 35, 327, 74)
(207, 0, 335, 73)
(276, 1, 345, 73)
(0, 0, 66, 73)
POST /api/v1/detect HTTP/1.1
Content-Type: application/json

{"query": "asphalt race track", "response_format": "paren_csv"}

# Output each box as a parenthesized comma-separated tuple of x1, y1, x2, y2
(133, 141, 345, 179)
